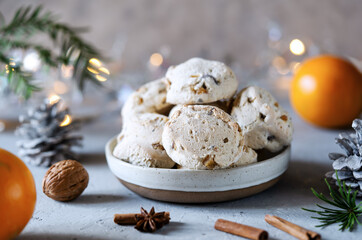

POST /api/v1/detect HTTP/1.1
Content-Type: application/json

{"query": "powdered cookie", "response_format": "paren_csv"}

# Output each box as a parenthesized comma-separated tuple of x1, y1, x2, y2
(162, 105, 257, 170)
(113, 113, 175, 168)
(165, 58, 238, 104)
(231, 86, 293, 152)
(121, 78, 173, 124)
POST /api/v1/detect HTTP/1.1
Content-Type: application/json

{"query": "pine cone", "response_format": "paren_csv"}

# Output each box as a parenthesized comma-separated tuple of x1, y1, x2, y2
(16, 99, 83, 167)
(326, 119, 362, 197)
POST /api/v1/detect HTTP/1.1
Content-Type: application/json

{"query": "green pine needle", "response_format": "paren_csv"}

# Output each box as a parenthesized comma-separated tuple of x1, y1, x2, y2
(0, 5, 103, 99)
(302, 171, 362, 231)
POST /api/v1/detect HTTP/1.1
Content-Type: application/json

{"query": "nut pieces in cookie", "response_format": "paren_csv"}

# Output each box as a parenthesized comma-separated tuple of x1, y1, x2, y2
(165, 58, 238, 104)
(162, 105, 257, 170)
(121, 78, 173, 125)
(42, 160, 89, 201)
(231, 86, 293, 152)
(113, 113, 175, 168)
(114, 58, 293, 171)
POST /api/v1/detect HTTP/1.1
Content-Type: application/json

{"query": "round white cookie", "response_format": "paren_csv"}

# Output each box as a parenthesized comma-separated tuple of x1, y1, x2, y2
(165, 58, 238, 104)
(113, 113, 175, 168)
(231, 86, 293, 152)
(162, 105, 257, 170)
(121, 78, 173, 125)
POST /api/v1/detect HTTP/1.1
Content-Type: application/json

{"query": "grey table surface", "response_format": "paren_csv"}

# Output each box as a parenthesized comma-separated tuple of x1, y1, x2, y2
(1, 102, 360, 240)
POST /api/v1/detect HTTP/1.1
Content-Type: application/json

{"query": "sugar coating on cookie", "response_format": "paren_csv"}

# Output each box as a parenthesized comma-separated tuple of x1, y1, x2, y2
(165, 58, 238, 104)
(231, 86, 293, 152)
(113, 113, 175, 168)
(121, 78, 173, 125)
(162, 105, 257, 170)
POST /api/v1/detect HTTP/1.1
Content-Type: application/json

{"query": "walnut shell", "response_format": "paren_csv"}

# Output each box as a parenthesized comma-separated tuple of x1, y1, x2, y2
(42, 160, 89, 201)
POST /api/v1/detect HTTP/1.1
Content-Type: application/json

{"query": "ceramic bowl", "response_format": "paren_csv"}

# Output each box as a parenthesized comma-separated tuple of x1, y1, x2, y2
(105, 136, 290, 203)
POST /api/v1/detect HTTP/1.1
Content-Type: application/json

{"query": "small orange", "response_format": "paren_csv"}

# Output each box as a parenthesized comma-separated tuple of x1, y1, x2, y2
(290, 55, 362, 128)
(0, 149, 36, 239)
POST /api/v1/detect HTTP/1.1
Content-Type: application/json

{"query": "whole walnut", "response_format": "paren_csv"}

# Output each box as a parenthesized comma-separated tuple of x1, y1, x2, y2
(42, 160, 89, 201)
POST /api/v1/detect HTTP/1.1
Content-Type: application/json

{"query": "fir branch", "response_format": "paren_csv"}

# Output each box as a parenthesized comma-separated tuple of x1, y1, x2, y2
(302, 171, 362, 231)
(0, 5, 103, 99)
(0, 38, 57, 67)
(1, 6, 52, 37)
(0, 52, 41, 99)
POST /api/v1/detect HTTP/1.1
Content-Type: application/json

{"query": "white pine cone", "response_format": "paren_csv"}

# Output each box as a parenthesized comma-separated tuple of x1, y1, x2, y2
(16, 99, 83, 167)
(326, 119, 362, 197)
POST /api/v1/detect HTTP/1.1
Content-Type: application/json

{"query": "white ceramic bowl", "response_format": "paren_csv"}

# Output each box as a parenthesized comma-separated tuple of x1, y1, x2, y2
(105, 136, 290, 203)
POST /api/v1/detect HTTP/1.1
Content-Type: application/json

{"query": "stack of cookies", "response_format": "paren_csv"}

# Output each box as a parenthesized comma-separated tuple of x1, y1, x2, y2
(113, 58, 293, 170)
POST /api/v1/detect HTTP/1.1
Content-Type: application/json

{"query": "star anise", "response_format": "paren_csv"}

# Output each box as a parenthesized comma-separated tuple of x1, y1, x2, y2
(134, 207, 170, 232)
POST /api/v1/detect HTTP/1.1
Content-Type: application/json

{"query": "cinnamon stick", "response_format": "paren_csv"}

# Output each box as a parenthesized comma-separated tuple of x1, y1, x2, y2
(265, 215, 321, 240)
(114, 212, 170, 225)
(215, 219, 268, 240)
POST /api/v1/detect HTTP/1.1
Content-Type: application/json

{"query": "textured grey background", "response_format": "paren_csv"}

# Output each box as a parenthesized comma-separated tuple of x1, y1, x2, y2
(1, 0, 361, 72)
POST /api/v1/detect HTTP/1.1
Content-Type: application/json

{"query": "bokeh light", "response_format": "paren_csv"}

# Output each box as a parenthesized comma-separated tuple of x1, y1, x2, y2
(48, 94, 60, 104)
(54, 81, 69, 95)
(149, 53, 163, 67)
(60, 114, 72, 127)
(289, 39, 305, 55)
(95, 75, 107, 82)
(89, 58, 102, 68)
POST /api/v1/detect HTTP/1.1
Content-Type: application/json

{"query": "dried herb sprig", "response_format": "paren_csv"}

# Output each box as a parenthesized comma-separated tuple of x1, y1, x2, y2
(302, 171, 362, 231)
(0, 5, 103, 99)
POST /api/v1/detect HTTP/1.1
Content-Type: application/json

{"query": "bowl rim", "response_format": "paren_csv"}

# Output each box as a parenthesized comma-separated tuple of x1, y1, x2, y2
(105, 136, 290, 192)
(105, 136, 290, 172)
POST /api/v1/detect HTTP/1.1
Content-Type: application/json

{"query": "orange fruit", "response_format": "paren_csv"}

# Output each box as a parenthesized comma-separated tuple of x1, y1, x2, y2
(0, 149, 36, 239)
(290, 55, 362, 128)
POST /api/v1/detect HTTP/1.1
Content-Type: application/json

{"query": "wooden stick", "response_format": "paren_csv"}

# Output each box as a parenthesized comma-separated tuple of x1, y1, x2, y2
(114, 212, 170, 225)
(265, 215, 321, 240)
(215, 219, 268, 240)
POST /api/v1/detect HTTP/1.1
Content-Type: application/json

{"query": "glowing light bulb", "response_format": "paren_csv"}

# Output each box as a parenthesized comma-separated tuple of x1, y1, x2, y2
(149, 53, 163, 67)
(87, 66, 99, 74)
(60, 114, 72, 127)
(289, 39, 305, 56)
(48, 94, 60, 104)
(95, 75, 107, 82)
(99, 67, 110, 75)
(23, 52, 41, 71)
(89, 58, 102, 68)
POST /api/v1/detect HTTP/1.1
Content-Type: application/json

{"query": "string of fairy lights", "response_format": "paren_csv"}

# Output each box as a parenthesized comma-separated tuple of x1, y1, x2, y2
(46, 57, 111, 127)
(0, 49, 112, 130)
(146, 37, 309, 92)
(0, 21, 332, 133)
